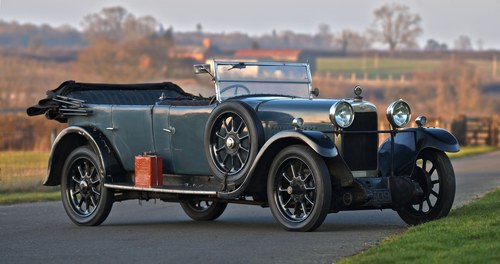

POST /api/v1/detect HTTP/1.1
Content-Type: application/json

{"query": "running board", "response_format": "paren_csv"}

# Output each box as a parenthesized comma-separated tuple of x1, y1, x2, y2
(104, 183, 218, 196)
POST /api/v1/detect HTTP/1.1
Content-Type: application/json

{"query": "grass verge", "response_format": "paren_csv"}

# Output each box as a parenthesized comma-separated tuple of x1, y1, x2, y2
(447, 146, 499, 159)
(0, 191, 60, 205)
(338, 188, 500, 264)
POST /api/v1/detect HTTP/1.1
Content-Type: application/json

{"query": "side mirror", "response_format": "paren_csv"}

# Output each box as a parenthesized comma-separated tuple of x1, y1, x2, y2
(311, 87, 320, 97)
(193, 64, 211, 74)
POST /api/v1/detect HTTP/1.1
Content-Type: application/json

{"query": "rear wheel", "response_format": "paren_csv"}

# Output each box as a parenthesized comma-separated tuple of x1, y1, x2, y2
(397, 149, 455, 225)
(61, 146, 113, 226)
(267, 145, 331, 232)
(180, 200, 227, 221)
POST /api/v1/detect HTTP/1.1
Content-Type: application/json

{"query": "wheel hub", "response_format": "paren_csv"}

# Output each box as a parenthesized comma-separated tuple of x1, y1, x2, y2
(79, 181, 88, 192)
(288, 177, 307, 202)
(226, 137, 235, 149)
(224, 133, 240, 155)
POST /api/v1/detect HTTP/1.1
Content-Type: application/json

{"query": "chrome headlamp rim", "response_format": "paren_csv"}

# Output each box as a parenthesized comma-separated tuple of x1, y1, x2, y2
(329, 100, 355, 128)
(386, 99, 411, 128)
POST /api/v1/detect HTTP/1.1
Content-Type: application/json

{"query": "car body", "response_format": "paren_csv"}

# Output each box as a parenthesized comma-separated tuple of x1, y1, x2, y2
(28, 60, 459, 231)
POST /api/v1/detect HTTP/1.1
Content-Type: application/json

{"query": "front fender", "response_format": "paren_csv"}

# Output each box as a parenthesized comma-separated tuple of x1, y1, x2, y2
(218, 130, 338, 199)
(44, 126, 124, 186)
(378, 127, 460, 177)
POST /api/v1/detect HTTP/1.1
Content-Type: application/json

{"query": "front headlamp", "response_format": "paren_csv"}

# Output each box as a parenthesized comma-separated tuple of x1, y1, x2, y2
(386, 99, 411, 128)
(330, 100, 355, 128)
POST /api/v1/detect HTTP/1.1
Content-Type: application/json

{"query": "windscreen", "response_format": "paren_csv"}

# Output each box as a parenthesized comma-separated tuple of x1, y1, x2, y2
(216, 63, 311, 100)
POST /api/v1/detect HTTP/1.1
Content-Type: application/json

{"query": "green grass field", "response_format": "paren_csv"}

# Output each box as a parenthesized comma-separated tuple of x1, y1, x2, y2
(0, 151, 52, 193)
(339, 188, 500, 263)
(316, 57, 499, 79)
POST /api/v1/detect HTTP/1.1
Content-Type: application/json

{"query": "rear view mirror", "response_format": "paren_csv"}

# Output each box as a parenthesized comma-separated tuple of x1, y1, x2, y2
(193, 64, 211, 74)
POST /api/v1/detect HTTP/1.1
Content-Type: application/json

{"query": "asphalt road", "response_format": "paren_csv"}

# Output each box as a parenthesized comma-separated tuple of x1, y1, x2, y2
(1, 151, 499, 264)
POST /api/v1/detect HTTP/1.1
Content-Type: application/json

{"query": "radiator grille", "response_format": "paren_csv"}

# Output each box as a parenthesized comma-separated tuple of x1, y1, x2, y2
(342, 112, 378, 171)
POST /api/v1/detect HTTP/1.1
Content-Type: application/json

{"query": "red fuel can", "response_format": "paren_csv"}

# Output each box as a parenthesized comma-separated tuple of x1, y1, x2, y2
(134, 153, 163, 187)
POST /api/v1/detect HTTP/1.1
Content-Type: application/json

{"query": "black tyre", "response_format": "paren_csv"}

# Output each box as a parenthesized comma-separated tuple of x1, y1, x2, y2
(205, 101, 263, 185)
(180, 200, 227, 221)
(61, 146, 113, 226)
(267, 145, 332, 232)
(397, 149, 456, 225)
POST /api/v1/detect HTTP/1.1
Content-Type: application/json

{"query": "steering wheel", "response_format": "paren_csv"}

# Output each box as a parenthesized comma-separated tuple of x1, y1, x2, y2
(219, 84, 251, 97)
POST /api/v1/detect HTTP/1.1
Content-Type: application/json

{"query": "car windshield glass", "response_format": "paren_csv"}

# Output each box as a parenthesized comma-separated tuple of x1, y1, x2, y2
(216, 63, 311, 100)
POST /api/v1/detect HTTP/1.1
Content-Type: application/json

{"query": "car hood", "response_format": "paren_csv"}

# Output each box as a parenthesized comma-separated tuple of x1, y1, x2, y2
(235, 97, 339, 130)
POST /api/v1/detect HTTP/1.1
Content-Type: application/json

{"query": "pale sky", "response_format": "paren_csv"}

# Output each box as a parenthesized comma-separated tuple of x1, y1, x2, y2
(0, 0, 499, 49)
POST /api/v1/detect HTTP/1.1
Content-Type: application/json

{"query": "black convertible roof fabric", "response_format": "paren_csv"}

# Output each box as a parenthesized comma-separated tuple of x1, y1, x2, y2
(27, 80, 194, 122)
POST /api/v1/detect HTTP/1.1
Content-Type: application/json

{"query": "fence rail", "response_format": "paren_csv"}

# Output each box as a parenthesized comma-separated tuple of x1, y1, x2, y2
(451, 115, 500, 146)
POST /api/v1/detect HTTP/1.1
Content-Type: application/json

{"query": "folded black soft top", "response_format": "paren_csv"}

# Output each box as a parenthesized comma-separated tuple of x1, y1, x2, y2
(27, 80, 199, 122)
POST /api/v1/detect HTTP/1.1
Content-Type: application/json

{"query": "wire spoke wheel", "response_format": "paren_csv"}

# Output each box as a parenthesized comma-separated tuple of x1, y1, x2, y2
(61, 146, 113, 226)
(267, 145, 331, 232)
(180, 200, 227, 221)
(397, 149, 455, 225)
(209, 112, 251, 175)
(67, 158, 101, 216)
(205, 101, 263, 185)
(275, 158, 316, 222)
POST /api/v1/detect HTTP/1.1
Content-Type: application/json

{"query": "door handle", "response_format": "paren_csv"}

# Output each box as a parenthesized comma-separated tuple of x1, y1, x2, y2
(163, 126, 175, 134)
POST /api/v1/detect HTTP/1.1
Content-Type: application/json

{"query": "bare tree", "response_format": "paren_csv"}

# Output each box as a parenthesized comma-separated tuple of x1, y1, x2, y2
(369, 3, 422, 52)
(337, 30, 370, 52)
(82, 6, 159, 42)
(454, 35, 473, 50)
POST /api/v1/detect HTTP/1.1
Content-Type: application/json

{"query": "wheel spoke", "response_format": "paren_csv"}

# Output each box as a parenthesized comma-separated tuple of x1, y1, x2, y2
(432, 179, 440, 185)
(236, 153, 244, 166)
(89, 195, 97, 207)
(216, 145, 226, 152)
(238, 134, 249, 141)
(222, 119, 229, 133)
(78, 197, 84, 208)
(92, 187, 100, 196)
(72, 176, 80, 184)
(90, 177, 100, 185)
(77, 165, 85, 178)
(430, 190, 439, 197)
(236, 120, 245, 133)
(215, 131, 225, 140)
(304, 186, 316, 191)
(278, 187, 289, 192)
(282, 172, 293, 183)
(280, 196, 292, 208)
(426, 197, 433, 209)
(428, 165, 436, 176)
(422, 159, 427, 170)
(418, 202, 423, 212)
(302, 172, 311, 182)
(230, 117, 235, 132)
(301, 202, 308, 217)
(290, 164, 297, 178)
(222, 153, 229, 164)
(239, 145, 249, 152)
(305, 195, 315, 206)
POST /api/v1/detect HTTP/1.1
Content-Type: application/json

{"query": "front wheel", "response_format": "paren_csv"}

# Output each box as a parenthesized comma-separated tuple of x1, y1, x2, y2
(397, 149, 456, 225)
(61, 146, 113, 226)
(267, 145, 331, 232)
(180, 200, 227, 221)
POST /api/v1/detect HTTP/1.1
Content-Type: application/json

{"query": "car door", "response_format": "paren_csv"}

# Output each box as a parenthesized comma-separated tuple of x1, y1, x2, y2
(168, 105, 215, 175)
(110, 105, 155, 171)
(152, 104, 174, 174)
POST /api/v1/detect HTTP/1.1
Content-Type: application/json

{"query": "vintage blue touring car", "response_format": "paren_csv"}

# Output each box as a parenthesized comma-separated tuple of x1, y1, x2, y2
(28, 61, 459, 231)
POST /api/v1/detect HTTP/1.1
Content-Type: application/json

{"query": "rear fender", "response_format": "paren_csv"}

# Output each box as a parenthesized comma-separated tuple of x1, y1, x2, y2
(44, 126, 125, 186)
(218, 130, 339, 199)
(378, 127, 460, 177)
